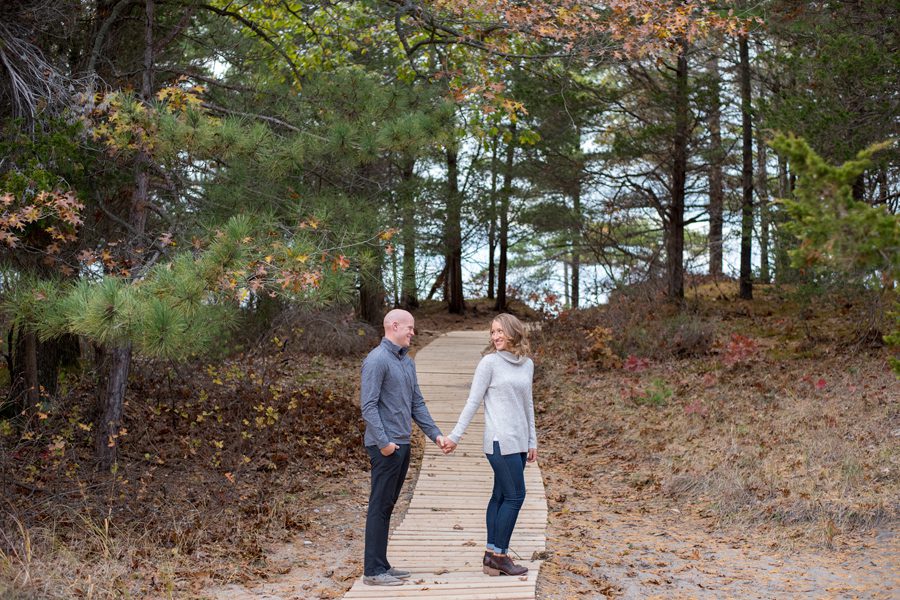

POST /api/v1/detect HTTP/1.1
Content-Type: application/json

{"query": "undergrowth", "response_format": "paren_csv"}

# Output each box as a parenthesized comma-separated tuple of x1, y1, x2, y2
(0, 317, 370, 598)
(533, 281, 899, 545)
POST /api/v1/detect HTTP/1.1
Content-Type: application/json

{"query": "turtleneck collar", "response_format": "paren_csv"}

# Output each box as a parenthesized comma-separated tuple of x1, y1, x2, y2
(496, 350, 527, 365)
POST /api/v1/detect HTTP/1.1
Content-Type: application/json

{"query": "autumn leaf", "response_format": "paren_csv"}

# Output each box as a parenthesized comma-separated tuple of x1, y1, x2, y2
(333, 255, 350, 271)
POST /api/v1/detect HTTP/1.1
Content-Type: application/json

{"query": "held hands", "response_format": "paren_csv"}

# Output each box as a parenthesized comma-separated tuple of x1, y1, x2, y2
(383, 438, 458, 456)
(436, 435, 458, 455)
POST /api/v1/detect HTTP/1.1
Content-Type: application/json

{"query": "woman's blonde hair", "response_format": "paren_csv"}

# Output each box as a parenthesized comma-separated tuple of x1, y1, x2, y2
(484, 313, 531, 357)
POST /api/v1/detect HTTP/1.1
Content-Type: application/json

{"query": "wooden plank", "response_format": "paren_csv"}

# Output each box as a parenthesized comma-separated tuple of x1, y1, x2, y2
(343, 331, 546, 600)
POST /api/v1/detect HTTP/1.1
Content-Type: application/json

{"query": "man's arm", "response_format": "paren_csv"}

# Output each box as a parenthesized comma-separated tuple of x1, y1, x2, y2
(360, 356, 391, 449)
(410, 364, 443, 443)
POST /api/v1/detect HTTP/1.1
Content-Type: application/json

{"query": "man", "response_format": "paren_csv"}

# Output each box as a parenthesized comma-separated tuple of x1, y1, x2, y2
(359, 308, 448, 586)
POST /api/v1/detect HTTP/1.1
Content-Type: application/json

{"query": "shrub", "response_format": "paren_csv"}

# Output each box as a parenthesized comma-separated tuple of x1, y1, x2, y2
(243, 305, 379, 357)
(586, 325, 621, 369)
(536, 295, 718, 366)
(634, 377, 673, 406)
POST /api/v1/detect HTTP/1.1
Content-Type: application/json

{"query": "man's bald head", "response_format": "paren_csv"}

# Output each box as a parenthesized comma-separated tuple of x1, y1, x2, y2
(383, 309, 415, 348)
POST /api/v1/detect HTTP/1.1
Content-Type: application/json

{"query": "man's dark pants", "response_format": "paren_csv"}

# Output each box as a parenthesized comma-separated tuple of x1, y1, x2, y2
(364, 443, 411, 576)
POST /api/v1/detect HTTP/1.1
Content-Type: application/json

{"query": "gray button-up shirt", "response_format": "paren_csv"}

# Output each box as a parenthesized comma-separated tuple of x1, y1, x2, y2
(360, 337, 442, 449)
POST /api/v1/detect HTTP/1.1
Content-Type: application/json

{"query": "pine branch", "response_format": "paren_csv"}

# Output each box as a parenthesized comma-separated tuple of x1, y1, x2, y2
(199, 102, 302, 133)
(196, 3, 305, 84)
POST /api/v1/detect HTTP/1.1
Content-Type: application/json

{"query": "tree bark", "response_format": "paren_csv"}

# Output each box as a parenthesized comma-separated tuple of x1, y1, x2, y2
(426, 264, 447, 301)
(23, 332, 39, 409)
(876, 168, 888, 206)
(95, 344, 132, 466)
(773, 154, 791, 282)
(445, 144, 464, 314)
(706, 51, 724, 277)
(399, 157, 419, 309)
(487, 137, 499, 300)
(852, 174, 866, 202)
(738, 35, 754, 300)
(667, 41, 688, 302)
(571, 184, 581, 308)
(358, 253, 385, 324)
(95, 0, 154, 471)
(756, 126, 770, 283)
(495, 124, 515, 312)
(4, 328, 31, 418)
(6, 328, 77, 418)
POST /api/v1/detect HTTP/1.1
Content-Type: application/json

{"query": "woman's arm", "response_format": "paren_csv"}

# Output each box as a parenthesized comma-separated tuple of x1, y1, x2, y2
(524, 360, 537, 460)
(448, 357, 493, 444)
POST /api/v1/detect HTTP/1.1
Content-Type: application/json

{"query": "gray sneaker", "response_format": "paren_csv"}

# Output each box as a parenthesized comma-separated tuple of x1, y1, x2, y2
(387, 567, 411, 579)
(363, 572, 404, 586)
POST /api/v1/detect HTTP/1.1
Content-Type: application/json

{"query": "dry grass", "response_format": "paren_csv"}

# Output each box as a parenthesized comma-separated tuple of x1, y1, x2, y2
(667, 359, 894, 533)
(2, 294, 896, 598)
(1, 343, 369, 598)
(534, 283, 899, 545)
(0, 300, 508, 599)
(0, 510, 163, 599)
(533, 284, 898, 598)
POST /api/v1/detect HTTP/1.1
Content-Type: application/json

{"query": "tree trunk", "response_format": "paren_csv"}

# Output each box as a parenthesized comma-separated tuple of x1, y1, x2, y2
(426, 264, 447, 301)
(667, 41, 688, 302)
(399, 157, 418, 309)
(495, 124, 516, 312)
(5, 328, 37, 419)
(95, 344, 132, 469)
(6, 327, 77, 418)
(358, 253, 385, 324)
(390, 238, 399, 307)
(23, 332, 39, 410)
(251, 292, 285, 336)
(756, 126, 770, 283)
(571, 184, 582, 308)
(445, 145, 464, 314)
(877, 168, 888, 206)
(6, 331, 43, 420)
(95, 0, 154, 471)
(706, 52, 724, 277)
(773, 154, 791, 282)
(738, 35, 754, 300)
(852, 174, 866, 202)
(487, 138, 499, 300)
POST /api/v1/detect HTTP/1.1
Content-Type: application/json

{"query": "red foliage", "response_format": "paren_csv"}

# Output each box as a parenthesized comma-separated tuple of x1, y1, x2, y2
(431, 0, 753, 57)
(683, 398, 708, 416)
(722, 334, 761, 367)
(623, 355, 651, 372)
(0, 190, 85, 271)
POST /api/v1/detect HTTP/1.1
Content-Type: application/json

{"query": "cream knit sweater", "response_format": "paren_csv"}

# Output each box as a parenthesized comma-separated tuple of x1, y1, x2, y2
(448, 351, 537, 455)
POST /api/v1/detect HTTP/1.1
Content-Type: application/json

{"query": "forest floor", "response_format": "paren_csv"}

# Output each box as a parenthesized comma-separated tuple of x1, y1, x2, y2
(533, 351, 898, 599)
(1, 287, 898, 599)
(531, 282, 899, 599)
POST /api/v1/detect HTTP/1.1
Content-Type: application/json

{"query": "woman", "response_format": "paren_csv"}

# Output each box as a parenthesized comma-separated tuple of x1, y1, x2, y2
(444, 313, 537, 577)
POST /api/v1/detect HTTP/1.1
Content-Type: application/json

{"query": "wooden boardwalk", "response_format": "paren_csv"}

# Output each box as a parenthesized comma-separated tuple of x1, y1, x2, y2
(343, 330, 547, 599)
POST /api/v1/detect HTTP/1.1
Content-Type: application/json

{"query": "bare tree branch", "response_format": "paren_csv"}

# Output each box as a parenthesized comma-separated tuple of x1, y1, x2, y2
(86, 0, 139, 78)
(196, 3, 305, 84)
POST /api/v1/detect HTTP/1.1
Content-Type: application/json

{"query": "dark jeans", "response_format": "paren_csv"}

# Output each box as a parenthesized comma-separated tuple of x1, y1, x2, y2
(485, 441, 527, 554)
(364, 444, 411, 576)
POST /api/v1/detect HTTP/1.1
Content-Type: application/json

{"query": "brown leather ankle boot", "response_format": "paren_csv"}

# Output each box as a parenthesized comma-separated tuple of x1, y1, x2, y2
(484, 553, 528, 576)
